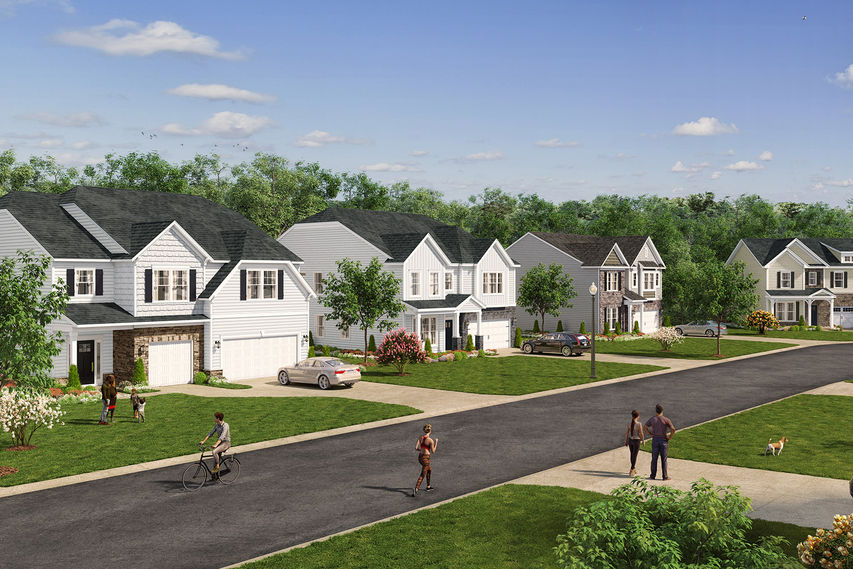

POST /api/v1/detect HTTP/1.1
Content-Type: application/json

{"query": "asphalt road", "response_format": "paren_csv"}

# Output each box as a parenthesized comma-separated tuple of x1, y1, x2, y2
(2, 344, 852, 569)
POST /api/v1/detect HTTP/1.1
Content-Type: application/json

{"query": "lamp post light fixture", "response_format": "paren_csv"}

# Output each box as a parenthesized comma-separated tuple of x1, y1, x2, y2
(589, 282, 597, 379)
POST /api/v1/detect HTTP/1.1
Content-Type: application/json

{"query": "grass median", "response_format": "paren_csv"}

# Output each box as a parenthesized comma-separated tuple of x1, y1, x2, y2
(728, 328, 853, 341)
(361, 356, 665, 395)
(593, 337, 796, 359)
(0, 394, 420, 487)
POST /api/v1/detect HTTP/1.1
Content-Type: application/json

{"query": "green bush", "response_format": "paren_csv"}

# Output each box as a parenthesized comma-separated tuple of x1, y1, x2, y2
(514, 327, 522, 348)
(556, 320, 563, 332)
(532, 319, 540, 333)
(368, 334, 376, 352)
(477, 349, 486, 358)
(193, 371, 208, 385)
(604, 321, 610, 335)
(579, 321, 586, 334)
(322, 344, 331, 357)
(308, 345, 316, 358)
(454, 350, 467, 361)
(633, 321, 640, 335)
(615, 321, 622, 335)
(663, 315, 672, 327)
(67, 364, 81, 390)
(133, 357, 148, 386)
(309, 330, 314, 346)
(798, 314, 806, 327)
(424, 337, 432, 355)
(555, 478, 786, 569)
(465, 334, 474, 351)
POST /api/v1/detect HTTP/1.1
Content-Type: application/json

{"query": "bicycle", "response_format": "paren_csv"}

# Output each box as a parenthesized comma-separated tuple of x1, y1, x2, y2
(182, 443, 241, 491)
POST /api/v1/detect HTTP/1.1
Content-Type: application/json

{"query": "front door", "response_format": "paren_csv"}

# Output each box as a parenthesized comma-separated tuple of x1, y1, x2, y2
(445, 320, 453, 351)
(811, 304, 818, 326)
(77, 340, 95, 385)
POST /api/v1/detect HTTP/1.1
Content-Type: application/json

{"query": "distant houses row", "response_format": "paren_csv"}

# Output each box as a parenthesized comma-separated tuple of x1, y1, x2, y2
(0, 185, 851, 387)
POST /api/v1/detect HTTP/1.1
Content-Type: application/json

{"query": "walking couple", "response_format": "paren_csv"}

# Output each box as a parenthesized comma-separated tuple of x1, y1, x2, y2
(625, 403, 676, 480)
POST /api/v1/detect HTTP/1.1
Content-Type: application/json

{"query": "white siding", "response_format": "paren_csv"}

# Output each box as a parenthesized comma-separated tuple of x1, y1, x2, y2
(53, 260, 115, 304)
(636, 242, 655, 263)
(135, 228, 206, 317)
(47, 321, 72, 378)
(402, 239, 446, 301)
(0, 210, 47, 259)
(473, 244, 515, 307)
(113, 261, 135, 313)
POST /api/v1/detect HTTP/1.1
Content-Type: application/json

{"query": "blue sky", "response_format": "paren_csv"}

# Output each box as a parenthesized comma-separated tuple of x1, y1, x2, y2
(2, 0, 852, 205)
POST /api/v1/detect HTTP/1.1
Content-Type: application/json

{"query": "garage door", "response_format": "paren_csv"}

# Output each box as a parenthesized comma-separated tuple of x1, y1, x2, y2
(835, 307, 853, 329)
(148, 341, 194, 386)
(222, 336, 298, 380)
(477, 320, 510, 350)
(641, 310, 660, 333)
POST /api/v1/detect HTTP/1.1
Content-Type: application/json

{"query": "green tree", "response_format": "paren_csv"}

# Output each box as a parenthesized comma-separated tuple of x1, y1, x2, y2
(579, 321, 586, 334)
(368, 335, 376, 353)
(133, 357, 148, 386)
(465, 334, 474, 351)
(513, 327, 522, 348)
(321, 258, 404, 362)
(518, 263, 576, 333)
(67, 364, 81, 390)
(532, 319, 540, 333)
(0, 251, 69, 389)
(693, 260, 758, 356)
(556, 320, 563, 332)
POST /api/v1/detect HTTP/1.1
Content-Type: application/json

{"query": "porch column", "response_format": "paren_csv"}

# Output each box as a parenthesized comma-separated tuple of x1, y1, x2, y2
(806, 300, 813, 325)
(476, 310, 482, 336)
(830, 299, 835, 327)
(416, 313, 422, 343)
(640, 305, 644, 332)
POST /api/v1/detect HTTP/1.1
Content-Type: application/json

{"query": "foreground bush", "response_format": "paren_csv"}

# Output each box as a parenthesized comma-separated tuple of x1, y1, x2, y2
(648, 326, 684, 351)
(374, 328, 426, 375)
(0, 388, 65, 447)
(797, 513, 853, 568)
(555, 478, 787, 569)
(746, 310, 780, 335)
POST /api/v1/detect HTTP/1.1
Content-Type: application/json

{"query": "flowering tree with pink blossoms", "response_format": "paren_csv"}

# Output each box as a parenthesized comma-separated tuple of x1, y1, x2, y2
(374, 328, 427, 376)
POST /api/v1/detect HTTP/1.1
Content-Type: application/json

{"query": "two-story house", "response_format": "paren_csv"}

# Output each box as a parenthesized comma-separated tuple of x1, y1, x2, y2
(278, 207, 518, 351)
(727, 238, 853, 328)
(506, 232, 665, 333)
(0, 186, 314, 386)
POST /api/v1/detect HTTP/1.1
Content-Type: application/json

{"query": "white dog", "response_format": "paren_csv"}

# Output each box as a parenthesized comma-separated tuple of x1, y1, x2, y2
(764, 437, 788, 456)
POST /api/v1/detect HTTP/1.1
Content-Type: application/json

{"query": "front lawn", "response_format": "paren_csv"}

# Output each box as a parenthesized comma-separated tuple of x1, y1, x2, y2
(238, 484, 809, 568)
(0, 394, 420, 487)
(728, 328, 853, 341)
(593, 337, 796, 359)
(643, 394, 853, 479)
(361, 356, 665, 395)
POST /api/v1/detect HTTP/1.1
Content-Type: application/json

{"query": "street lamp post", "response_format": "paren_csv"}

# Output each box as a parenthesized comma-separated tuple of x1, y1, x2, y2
(589, 282, 597, 379)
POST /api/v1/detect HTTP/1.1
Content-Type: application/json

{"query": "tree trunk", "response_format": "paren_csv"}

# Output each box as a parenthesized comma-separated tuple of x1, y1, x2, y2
(540, 311, 546, 334)
(363, 327, 368, 363)
(716, 321, 722, 356)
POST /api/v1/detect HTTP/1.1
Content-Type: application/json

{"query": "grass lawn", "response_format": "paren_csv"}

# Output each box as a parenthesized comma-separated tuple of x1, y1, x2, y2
(0, 394, 420, 487)
(593, 337, 796, 359)
(643, 394, 853, 480)
(361, 356, 665, 395)
(238, 484, 810, 568)
(728, 328, 853, 341)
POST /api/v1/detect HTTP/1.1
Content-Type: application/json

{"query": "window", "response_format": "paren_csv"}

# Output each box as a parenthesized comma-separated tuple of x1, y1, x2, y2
(154, 269, 190, 301)
(606, 307, 618, 330)
(605, 272, 619, 292)
(341, 325, 349, 340)
(445, 272, 453, 291)
(263, 270, 276, 299)
(76, 269, 94, 296)
(172, 270, 188, 301)
(410, 272, 420, 296)
(843, 255, 853, 263)
(632, 271, 637, 288)
(430, 272, 439, 295)
(483, 272, 503, 294)
(808, 271, 818, 287)
(421, 317, 437, 345)
(313, 273, 323, 294)
(780, 272, 792, 288)
(833, 272, 845, 288)
(247, 270, 261, 299)
(316, 315, 325, 337)
(775, 302, 795, 322)
(156, 270, 170, 301)
(643, 273, 655, 291)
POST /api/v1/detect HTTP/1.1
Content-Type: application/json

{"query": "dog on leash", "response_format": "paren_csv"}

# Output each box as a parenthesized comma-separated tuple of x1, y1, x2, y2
(764, 437, 788, 456)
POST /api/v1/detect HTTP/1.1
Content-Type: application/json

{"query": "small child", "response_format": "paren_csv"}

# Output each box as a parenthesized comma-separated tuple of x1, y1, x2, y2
(137, 398, 146, 423)
(130, 388, 141, 420)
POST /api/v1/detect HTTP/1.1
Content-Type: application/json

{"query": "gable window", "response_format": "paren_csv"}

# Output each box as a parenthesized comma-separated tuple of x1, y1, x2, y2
(780, 272, 792, 288)
(316, 315, 325, 337)
(445, 272, 453, 291)
(156, 270, 170, 301)
(605, 272, 619, 292)
(76, 269, 94, 296)
(643, 273, 655, 291)
(172, 270, 188, 301)
(483, 272, 503, 294)
(430, 272, 439, 296)
(313, 273, 323, 294)
(411, 272, 420, 296)
(843, 255, 853, 263)
(154, 269, 189, 301)
(808, 271, 818, 287)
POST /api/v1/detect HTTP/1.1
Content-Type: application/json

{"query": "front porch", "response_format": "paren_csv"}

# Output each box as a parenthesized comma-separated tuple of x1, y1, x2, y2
(765, 288, 836, 327)
(404, 295, 513, 350)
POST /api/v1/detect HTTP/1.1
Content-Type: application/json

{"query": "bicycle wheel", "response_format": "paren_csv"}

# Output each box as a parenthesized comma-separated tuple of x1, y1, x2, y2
(182, 462, 208, 491)
(218, 456, 241, 485)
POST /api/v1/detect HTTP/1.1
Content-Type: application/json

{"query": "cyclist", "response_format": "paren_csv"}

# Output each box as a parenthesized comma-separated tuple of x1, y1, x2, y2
(200, 412, 231, 473)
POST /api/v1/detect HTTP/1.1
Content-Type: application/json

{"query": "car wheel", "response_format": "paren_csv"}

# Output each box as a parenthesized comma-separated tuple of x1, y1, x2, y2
(561, 345, 573, 357)
(522, 343, 533, 354)
(675, 328, 684, 336)
(705, 329, 714, 337)
(344, 383, 354, 388)
(277, 370, 290, 386)
(317, 375, 331, 390)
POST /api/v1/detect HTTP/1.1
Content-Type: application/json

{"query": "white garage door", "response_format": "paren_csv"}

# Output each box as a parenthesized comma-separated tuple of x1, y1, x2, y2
(641, 310, 660, 333)
(148, 341, 194, 386)
(835, 307, 853, 329)
(222, 336, 298, 380)
(477, 320, 510, 350)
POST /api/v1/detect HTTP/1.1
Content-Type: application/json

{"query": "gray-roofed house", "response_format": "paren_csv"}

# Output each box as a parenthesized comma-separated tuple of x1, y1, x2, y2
(0, 186, 315, 386)
(278, 207, 519, 351)
(506, 232, 666, 333)
(727, 238, 853, 328)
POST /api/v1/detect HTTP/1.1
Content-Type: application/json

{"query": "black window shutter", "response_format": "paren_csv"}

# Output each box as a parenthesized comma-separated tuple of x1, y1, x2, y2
(791, 271, 795, 288)
(846, 272, 849, 288)
(189, 269, 197, 301)
(618, 272, 623, 291)
(66, 268, 75, 296)
(796, 303, 800, 320)
(95, 269, 103, 296)
(830, 272, 835, 288)
(277, 269, 284, 299)
(776, 272, 781, 288)
(144, 269, 153, 303)
(240, 270, 247, 301)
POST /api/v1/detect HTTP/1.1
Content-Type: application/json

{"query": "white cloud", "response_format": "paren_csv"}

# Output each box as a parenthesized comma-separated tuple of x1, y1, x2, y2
(823, 166, 832, 172)
(456, 150, 504, 162)
(825, 178, 853, 187)
(295, 130, 370, 147)
(725, 149, 736, 156)
(19, 111, 103, 127)
(710, 171, 722, 180)
(672, 117, 738, 136)
(671, 160, 709, 173)
(53, 19, 246, 60)
(166, 83, 275, 103)
(38, 137, 63, 148)
(759, 150, 774, 161)
(359, 162, 422, 173)
(724, 160, 763, 172)
(831, 64, 853, 88)
(161, 111, 272, 138)
(1, 0, 73, 17)
(71, 140, 96, 150)
(535, 138, 581, 148)
(410, 150, 429, 156)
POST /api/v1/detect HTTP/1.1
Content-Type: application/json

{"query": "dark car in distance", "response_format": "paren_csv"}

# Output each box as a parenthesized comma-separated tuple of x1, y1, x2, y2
(521, 332, 592, 357)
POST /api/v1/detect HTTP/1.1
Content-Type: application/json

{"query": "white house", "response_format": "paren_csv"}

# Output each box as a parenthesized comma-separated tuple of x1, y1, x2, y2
(279, 207, 519, 351)
(507, 232, 665, 333)
(0, 186, 314, 386)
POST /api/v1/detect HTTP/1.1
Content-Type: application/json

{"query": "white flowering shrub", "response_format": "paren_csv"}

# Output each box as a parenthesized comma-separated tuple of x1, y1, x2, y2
(58, 392, 101, 405)
(648, 326, 684, 351)
(0, 388, 65, 447)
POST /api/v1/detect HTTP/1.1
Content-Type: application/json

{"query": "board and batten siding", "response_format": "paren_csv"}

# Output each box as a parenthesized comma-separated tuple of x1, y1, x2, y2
(402, 239, 448, 302)
(473, 244, 516, 308)
(135, 228, 206, 317)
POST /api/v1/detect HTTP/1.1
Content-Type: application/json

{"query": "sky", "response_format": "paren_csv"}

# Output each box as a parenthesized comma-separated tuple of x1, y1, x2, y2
(1, 0, 853, 206)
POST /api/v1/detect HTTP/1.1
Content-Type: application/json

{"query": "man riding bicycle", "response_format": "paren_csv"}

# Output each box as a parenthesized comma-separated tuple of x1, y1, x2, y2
(200, 412, 231, 472)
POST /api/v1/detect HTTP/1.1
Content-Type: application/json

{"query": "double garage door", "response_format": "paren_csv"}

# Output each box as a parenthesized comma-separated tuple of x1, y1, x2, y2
(222, 336, 298, 381)
(477, 320, 510, 350)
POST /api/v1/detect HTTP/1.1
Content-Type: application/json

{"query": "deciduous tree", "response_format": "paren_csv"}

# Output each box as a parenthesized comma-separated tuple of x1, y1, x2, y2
(693, 260, 758, 356)
(518, 263, 576, 333)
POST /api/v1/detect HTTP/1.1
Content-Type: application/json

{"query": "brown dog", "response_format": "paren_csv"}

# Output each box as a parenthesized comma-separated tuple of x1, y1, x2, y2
(764, 437, 788, 456)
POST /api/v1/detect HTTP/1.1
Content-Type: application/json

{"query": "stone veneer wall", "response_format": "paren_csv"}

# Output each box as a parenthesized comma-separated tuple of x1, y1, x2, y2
(460, 307, 517, 341)
(113, 325, 204, 384)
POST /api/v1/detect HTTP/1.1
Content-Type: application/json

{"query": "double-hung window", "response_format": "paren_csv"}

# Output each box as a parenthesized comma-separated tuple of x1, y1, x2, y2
(808, 271, 818, 287)
(247, 270, 276, 299)
(410, 272, 420, 296)
(316, 315, 325, 337)
(605, 272, 619, 292)
(341, 325, 349, 340)
(421, 317, 437, 345)
(155, 269, 188, 301)
(606, 307, 618, 330)
(173, 270, 188, 301)
(76, 269, 94, 296)
(262, 270, 276, 299)
(775, 302, 795, 322)
(445, 272, 453, 291)
(780, 272, 792, 288)
(156, 270, 170, 301)
(833, 272, 846, 288)
(313, 273, 323, 294)
(643, 273, 655, 291)
(430, 272, 439, 296)
(483, 272, 503, 294)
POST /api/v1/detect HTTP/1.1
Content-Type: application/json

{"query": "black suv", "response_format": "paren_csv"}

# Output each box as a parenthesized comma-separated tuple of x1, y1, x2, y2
(521, 332, 592, 357)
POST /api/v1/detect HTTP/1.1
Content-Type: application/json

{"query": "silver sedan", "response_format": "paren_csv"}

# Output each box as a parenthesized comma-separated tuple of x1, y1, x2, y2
(277, 357, 361, 390)
(673, 320, 728, 337)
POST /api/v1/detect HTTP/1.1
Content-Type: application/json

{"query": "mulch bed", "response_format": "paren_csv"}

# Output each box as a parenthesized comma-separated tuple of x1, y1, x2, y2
(6, 445, 37, 451)
(0, 465, 19, 477)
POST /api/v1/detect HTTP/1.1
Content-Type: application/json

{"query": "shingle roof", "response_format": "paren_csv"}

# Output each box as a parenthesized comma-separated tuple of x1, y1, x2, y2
(623, 290, 647, 302)
(297, 207, 495, 263)
(741, 238, 853, 266)
(0, 186, 301, 262)
(530, 232, 650, 266)
(64, 303, 209, 325)
(765, 288, 834, 297)
(404, 294, 473, 310)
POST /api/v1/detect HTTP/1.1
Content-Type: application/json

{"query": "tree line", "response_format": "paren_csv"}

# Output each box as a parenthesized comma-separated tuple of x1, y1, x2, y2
(3, 148, 852, 322)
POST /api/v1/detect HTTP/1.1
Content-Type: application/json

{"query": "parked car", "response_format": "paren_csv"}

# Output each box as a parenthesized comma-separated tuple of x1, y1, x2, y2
(673, 321, 728, 337)
(521, 332, 591, 357)
(277, 357, 361, 389)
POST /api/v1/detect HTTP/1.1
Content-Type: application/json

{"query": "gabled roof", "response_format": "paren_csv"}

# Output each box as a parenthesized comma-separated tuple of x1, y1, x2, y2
(741, 238, 853, 267)
(404, 294, 478, 310)
(528, 232, 650, 266)
(296, 207, 495, 263)
(0, 186, 301, 262)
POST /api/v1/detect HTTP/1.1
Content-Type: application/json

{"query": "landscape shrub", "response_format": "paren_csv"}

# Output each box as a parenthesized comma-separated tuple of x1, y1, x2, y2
(368, 334, 377, 352)
(556, 320, 563, 332)
(308, 345, 316, 358)
(309, 331, 314, 346)
(615, 321, 621, 335)
(514, 327, 522, 348)
(67, 364, 81, 390)
(477, 349, 486, 358)
(454, 350, 467, 361)
(603, 321, 610, 335)
(133, 358, 148, 386)
(465, 334, 474, 351)
(745, 310, 779, 335)
(424, 338, 432, 355)
(648, 326, 683, 351)
(532, 319, 540, 333)
(633, 321, 640, 335)
(797, 513, 853, 567)
(663, 315, 672, 327)
(798, 314, 807, 327)
(374, 328, 427, 375)
(322, 344, 331, 357)
(0, 387, 65, 447)
(193, 371, 208, 385)
(579, 321, 586, 334)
